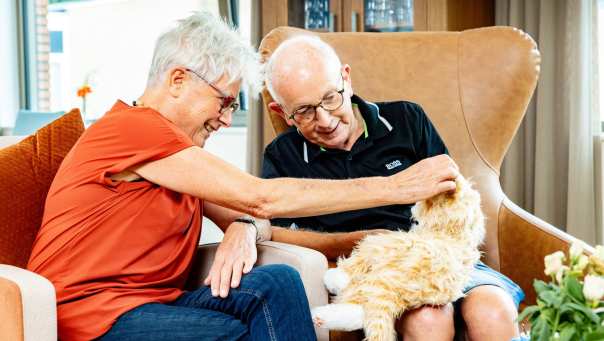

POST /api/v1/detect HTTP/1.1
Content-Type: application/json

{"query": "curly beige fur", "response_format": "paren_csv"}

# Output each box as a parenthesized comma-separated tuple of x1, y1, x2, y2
(312, 176, 485, 341)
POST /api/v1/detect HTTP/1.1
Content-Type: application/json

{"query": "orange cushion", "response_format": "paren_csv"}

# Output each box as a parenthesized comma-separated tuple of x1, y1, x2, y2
(0, 109, 85, 268)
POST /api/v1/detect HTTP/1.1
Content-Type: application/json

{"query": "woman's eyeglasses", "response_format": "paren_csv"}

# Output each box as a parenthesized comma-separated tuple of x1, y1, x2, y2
(185, 68, 240, 114)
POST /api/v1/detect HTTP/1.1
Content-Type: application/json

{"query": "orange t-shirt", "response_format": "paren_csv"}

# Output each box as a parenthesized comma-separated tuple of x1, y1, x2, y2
(27, 101, 202, 341)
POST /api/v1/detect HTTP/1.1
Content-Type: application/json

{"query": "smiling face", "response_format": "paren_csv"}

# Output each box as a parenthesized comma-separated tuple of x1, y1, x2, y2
(268, 46, 362, 150)
(167, 68, 241, 147)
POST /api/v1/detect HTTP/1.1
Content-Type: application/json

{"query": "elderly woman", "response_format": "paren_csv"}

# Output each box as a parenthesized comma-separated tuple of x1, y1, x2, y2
(26, 11, 458, 341)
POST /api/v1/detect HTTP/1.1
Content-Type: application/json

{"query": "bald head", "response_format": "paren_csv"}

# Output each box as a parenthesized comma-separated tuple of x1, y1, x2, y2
(265, 36, 342, 104)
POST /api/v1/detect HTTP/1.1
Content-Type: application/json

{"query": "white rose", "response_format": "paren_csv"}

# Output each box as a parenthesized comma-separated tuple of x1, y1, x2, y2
(583, 275, 604, 301)
(595, 245, 604, 262)
(570, 241, 585, 260)
(545, 251, 566, 276)
(555, 266, 569, 283)
(574, 254, 589, 272)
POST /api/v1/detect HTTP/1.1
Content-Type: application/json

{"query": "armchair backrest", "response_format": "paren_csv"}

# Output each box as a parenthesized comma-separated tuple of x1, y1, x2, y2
(259, 26, 540, 270)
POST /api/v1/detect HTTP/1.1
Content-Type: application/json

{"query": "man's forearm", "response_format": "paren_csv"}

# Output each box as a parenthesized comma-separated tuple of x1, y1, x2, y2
(270, 226, 367, 260)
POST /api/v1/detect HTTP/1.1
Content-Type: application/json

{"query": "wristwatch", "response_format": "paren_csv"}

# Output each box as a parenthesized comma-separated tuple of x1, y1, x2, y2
(234, 216, 272, 242)
(234, 217, 261, 242)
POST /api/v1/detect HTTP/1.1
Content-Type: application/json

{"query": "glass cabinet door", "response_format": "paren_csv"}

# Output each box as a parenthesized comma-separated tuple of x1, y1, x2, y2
(364, 0, 413, 32)
(304, 0, 330, 30)
(288, 0, 338, 32)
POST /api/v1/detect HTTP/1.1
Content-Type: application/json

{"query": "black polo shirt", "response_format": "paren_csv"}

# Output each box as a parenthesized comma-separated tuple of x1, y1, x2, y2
(262, 94, 448, 233)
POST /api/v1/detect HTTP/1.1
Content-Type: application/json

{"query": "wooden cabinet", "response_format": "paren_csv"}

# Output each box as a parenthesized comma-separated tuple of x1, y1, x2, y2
(261, 0, 494, 37)
(414, 0, 494, 31)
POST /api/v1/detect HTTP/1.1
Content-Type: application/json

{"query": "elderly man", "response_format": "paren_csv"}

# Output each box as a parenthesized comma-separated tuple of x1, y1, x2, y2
(262, 36, 525, 341)
(26, 12, 460, 341)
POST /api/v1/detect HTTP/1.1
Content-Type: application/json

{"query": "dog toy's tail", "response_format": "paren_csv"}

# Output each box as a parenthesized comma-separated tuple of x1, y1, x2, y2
(363, 306, 398, 341)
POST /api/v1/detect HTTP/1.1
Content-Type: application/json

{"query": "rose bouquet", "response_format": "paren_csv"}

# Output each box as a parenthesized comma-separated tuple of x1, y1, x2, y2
(519, 242, 604, 340)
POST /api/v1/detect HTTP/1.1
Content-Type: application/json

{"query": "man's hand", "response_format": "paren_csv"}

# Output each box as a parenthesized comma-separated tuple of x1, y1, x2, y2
(203, 222, 257, 298)
(392, 154, 459, 203)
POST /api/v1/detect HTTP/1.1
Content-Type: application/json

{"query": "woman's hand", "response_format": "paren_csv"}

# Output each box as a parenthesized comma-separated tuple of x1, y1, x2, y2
(203, 222, 257, 298)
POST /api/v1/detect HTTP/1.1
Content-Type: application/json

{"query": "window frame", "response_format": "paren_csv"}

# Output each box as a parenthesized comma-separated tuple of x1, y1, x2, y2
(20, 0, 250, 127)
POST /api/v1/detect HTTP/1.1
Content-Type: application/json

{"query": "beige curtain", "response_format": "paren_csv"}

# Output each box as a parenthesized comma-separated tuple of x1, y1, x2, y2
(497, 0, 601, 244)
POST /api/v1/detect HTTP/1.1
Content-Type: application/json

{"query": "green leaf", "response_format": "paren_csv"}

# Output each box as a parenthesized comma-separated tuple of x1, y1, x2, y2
(566, 302, 600, 324)
(531, 317, 553, 341)
(529, 317, 542, 338)
(585, 331, 604, 341)
(560, 302, 576, 314)
(537, 319, 552, 341)
(534, 279, 551, 294)
(540, 308, 556, 325)
(537, 291, 553, 306)
(540, 290, 563, 308)
(559, 303, 582, 326)
(518, 305, 540, 322)
(565, 276, 586, 303)
(559, 325, 576, 341)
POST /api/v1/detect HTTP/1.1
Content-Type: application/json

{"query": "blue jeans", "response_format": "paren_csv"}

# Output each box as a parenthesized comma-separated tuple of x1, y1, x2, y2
(99, 264, 317, 341)
(462, 261, 525, 308)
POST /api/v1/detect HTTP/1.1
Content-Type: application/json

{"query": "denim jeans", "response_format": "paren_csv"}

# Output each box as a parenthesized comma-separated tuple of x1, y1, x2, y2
(463, 261, 525, 308)
(99, 264, 317, 341)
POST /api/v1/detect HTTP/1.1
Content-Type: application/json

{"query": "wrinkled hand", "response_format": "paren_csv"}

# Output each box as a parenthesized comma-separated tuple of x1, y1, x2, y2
(393, 154, 459, 203)
(203, 222, 257, 298)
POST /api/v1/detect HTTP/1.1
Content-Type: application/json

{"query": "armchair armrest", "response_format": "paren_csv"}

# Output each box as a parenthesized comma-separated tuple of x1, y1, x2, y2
(186, 241, 330, 341)
(0, 265, 57, 341)
(497, 198, 592, 304)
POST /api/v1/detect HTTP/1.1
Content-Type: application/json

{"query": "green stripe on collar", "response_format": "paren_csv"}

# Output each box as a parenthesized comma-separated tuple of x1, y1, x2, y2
(352, 103, 369, 138)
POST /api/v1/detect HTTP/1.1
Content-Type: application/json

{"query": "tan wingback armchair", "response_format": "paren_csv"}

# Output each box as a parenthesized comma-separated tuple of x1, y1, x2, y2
(259, 26, 589, 310)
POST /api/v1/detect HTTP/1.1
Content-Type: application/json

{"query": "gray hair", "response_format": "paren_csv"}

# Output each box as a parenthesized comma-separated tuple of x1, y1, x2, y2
(264, 35, 342, 103)
(147, 11, 261, 94)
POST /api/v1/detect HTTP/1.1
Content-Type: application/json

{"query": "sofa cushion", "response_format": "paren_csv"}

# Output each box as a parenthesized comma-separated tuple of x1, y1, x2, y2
(0, 109, 85, 268)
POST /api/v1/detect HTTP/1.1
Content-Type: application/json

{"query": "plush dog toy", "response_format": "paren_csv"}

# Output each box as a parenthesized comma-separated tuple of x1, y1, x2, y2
(311, 175, 485, 341)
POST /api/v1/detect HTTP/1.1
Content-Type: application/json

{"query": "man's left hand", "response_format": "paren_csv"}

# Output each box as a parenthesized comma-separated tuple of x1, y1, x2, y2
(203, 222, 257, 298)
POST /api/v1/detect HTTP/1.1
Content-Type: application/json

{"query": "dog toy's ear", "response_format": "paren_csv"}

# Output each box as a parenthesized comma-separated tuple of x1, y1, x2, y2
(410, 199, 427, 222)
(455, 176, 482, 204)
(454, 175, 469, 192)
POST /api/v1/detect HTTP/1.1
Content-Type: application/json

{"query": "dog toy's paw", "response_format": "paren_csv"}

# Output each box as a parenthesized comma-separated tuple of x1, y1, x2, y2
(311, 303, 364, 331)
(323, 268, 350, 295)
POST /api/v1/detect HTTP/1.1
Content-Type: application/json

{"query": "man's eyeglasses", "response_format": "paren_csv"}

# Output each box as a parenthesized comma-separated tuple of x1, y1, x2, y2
(185, 68, 240, 114)
(287, 76, 345, 125)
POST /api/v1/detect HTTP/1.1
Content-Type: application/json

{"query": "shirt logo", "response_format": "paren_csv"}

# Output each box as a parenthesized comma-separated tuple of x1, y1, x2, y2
(385, 160, 402, 170)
